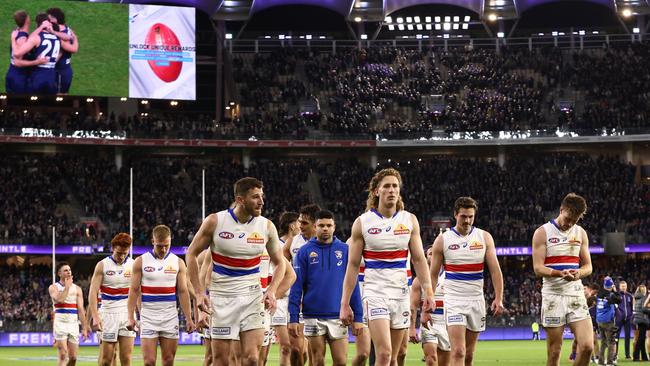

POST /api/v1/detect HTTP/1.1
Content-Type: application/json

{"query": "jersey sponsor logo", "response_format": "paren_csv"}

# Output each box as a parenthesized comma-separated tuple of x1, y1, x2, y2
(568, 237, 581, 245)
(143, 266, 155, 272)
(370, 307, 389, 316)
(141, 329, 155, 336)
(367, 227, 382, 235)
(544, 316, 561, 325)
(402, 311, 410, 317)
(238, 233, 246, 239)
(393, 223, 410, 235)
(103, 332, 116, 340)
(272, 316, 286, 323)
(385, 226, 392, 232)
(106, 270, 115, 276)
(304, 325, 318, 334)
(124, 269, 132, 278)
(309, 251, 319, 264)
(447, 314, 464, 323)
(164, 265, 177, 274)
(247, 232, 265, 245)
(448, 244, 460, 250)
(548, 237, 560, 244)
(212, 327, 231, 335)
(469, 241, 484, 250)
(218, 231, 234, 239)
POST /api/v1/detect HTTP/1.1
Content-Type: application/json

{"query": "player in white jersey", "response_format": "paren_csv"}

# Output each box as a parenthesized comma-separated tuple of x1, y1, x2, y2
(340, 168, 434, 366)
(348, 238, 371, 366)
(410, 247, 450, 366)
(274, 211, 300, 366)
(127, 225, 195, 366)
(532, 193, 593, 366)
(88, 233, 136, 366)
(48, 262, 89, 366)
(427, 197, 504, 366)
(186, 177, 286, 366)
(196, 249, 214, 366)
(282, 204, 320, 366)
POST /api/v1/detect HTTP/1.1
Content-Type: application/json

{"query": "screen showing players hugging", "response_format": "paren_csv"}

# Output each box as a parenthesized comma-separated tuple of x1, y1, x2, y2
(0, 0, 196, 100)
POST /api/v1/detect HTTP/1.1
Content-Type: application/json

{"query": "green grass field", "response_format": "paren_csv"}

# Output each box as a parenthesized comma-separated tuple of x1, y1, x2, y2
(0, 0, 128, 96)
(0, 340, 637, 365)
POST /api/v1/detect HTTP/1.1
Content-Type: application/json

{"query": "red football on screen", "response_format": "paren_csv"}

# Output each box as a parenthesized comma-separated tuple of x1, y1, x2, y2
(144, 23, 182, 82)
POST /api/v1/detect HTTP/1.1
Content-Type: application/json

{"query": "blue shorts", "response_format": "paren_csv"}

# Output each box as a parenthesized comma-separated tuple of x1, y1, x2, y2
(57, 66, 73, 93)
(5, 66, 30, 94)
(29, 67, 57, 94)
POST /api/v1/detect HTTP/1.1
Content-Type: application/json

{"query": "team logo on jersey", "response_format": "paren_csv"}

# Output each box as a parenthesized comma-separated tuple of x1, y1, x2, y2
(334, 251, 343, 260)
(469, 241, 483, 250)
(548, 237, 560, 244)
(309, 251, 319, 264)
(106, 270, 115, 276)
(164, 265, 177, 274)
(124, 269, 132, 278)
(367, 227, 382, 235)
(393, 224, 410, 235)
(568, 237, 581, 245)
(448, 244, 460, 250)
(144, 266, 155, 272)
(247, 232, 265, 245)
(218, 231, 234, 239)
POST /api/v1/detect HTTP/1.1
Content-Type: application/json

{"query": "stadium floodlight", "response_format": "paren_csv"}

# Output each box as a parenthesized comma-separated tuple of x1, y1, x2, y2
(30, 96, 38, 101)
(417, 24, 423, 30)
(434, 16, 441, 23)
(279, 34, 285, 39)
(497, 32, 504, 38)
(86, 98, 94, 102)
(443, 22, 451, 30)
(552, 31, 558, 36)
(306, 34, 312, 39)
(425, 16, 431, 23)
(453, 16, 460, 22)
(354, 16, 362, 22)
(361, 34, 368, 39)
(443, 33, 450, 38)
(388, 25, 395, 30)
(462, 23, 469, 29)
(407, 24, 414, 30)
(0, 95, 6, 100)
(592, 31, 599, 34)
(416, 34, 422, 39)
(464, 15, 471, 22)
(170, 101, 178, 106)
(444, 16, 451, 22)
(319, 36, 326, 39)
(285, 35, 292, 39)
(223, 0, 237, 6)
(495, 0, 505, 5)
(264, 35, 271, 39)
(426, 24, 432, 30)
(402, 35, 409, 38)
(414, 16, 421, 23)
(56, 97, 63, 102)
(299, 35, 305, 39)
(225, 106, 230, 110)
(453, 23, 459, 30)
(621, 8, 632, 17)
(120, 97, 127, 101)
(385, 16, 392, 23)
(225, 33, 233, 39)
(398, 24, 405, 30)
(633, 27, 640, 33)
(435, 24, 442, 30)
(579, 30, 585, 35)
(488, 13, 497, 21)
(558, 32, 565, 35)
(423, 35, 429, 38)
(229, 101, 236, 106)
(140, 100, 148, 105)
(538, 32, 544, 36)
(397, 17, 404, 23)
(406, 17, 413, 23)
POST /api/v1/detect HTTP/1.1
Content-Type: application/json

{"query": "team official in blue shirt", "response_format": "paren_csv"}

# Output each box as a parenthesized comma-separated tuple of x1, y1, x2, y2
(289, 209, 364, 366)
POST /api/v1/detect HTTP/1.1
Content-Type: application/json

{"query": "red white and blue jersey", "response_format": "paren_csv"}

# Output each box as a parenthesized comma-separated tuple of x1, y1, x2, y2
(541, 220, 584, 296)
(260, 249, 271, 293)
(141, 251, 179, 319)
(421, 270, 446, 319)
(442, 227, 486, 301)
(99, 256, 133, 312)
(360, 209, 413, 300)
(210, 208, 269, 296)
(52, 282, 79, 322)
(289, 233, 309, 263)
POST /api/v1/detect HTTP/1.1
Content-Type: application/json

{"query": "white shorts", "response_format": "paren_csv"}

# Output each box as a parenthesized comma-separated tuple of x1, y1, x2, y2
(100, 310, 136, 342)
(140, 311, 179, 339)
(422, 317, 451, 351)
(445, 298, 486, 332)
(53, 320, 79, 343)
(541, 293, 590, 328)
(364, 297, 410, 329)
(271, 298, 289, 326)
(303, 318, 349, 340)
(210, 292, 265, 340)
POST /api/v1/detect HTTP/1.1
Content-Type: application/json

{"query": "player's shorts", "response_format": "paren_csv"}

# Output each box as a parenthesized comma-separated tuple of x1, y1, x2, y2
(29, 68, 57, 94)
(56, 66, 73, 94)
(200, 313, 212, 339)
(5, 67, 29, 94)
(99, 310, 136, 342)
(210, 292, 265, 340)
(271, 297, 289, 326)
(303, 318, 349, 340)
(422, 317, 451, 351)
(140, 311, 179, 339)
(445, 298, 486, 332)
(53, 319, 79, 343)
(541, 293, 590, 328)
(364, 297, 410, 329)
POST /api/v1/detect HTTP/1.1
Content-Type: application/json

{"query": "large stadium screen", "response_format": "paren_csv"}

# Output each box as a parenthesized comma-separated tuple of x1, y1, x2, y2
(0, 0, 196, 100)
